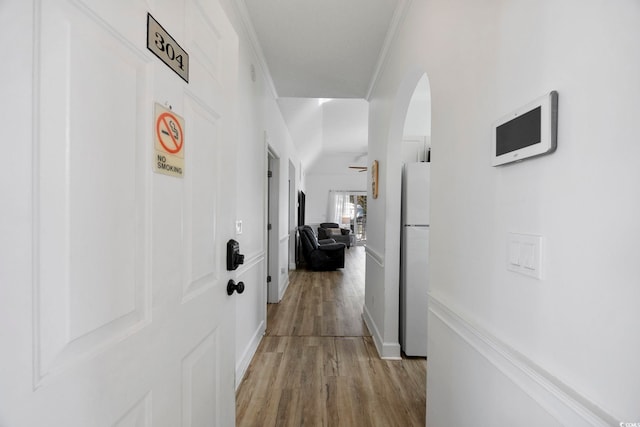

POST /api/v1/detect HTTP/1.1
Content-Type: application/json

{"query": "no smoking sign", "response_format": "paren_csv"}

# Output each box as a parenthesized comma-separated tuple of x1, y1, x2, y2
(153, 103, 185, 178)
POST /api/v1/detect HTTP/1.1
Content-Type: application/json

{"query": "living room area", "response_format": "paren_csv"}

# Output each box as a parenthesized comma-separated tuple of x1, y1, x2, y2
(297, 182, 368, 271)
(315, 192, 367, 247)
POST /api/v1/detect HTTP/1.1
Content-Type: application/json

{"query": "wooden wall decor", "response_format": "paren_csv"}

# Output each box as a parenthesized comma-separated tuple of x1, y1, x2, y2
(371, 160, 379, 199)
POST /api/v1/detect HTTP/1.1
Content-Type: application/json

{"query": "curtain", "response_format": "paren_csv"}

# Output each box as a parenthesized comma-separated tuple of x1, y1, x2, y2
(327, 191, 350, 225)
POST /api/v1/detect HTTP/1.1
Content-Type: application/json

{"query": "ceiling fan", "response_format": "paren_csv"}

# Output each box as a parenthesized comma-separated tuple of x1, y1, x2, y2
(348, 165, 368, 172)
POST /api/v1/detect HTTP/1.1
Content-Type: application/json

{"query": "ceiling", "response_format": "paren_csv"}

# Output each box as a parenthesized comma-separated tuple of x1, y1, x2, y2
(242, 0, 403, 99)
(277, 98, 369, 174)
(238, 0, 407, 172)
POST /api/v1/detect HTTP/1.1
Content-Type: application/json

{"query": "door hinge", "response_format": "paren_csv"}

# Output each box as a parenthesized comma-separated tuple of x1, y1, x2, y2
(267, 170, 273, 178)
(267, 275, 272, 283)
(268, 223, 272, 230)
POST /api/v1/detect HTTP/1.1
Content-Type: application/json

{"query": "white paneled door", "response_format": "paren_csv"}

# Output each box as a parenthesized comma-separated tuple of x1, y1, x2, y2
(1, 0, 239, 425)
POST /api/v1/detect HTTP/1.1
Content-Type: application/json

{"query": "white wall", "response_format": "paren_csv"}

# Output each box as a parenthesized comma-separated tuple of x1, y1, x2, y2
(401, 136, 429, 164)
(402, 75, 431, 163)
(366, 0, 640, 424)
(220, 0, 302, 387)
(305, 172, 367, 225)
(402, 74, 431, 138)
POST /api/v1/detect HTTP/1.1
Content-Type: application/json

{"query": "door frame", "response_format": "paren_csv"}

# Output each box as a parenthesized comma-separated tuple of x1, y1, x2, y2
(266, 141, 281, 303)
(288, 160, 297, 270)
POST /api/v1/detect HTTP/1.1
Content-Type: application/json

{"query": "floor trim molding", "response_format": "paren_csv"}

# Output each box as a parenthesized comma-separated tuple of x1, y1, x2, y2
(363, 304, 401, 360)
(278, 274, 289, 302)
(235, 320, 265, 391)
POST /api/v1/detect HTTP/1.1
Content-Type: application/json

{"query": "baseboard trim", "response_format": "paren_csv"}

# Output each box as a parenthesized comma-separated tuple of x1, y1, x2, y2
(362, 304, 401, 360)
(429, 294, 617, 426)
(235, 320, 265, 391)
(277, 274, 289, 302)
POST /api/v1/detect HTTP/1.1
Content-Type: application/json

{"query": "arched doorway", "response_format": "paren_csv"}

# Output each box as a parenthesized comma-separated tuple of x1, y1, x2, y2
(398, 75, 431, 357)
(382, 70, 431, 358)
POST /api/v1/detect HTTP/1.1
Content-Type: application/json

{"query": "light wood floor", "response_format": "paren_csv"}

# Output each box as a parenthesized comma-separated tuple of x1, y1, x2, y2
(236, 246, 426, 427)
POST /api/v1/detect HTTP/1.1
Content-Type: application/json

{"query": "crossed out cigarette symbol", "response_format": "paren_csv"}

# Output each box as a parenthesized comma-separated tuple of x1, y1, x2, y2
(156, 112, 184, 154)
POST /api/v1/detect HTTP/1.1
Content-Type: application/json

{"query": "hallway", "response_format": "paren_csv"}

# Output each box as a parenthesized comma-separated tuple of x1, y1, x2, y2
(236, 247, 426, 426)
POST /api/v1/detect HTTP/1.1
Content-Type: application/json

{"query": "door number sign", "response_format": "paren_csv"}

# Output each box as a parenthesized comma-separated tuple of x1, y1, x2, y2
(154, 103, 185, 178)
(147, 13, 189, 83)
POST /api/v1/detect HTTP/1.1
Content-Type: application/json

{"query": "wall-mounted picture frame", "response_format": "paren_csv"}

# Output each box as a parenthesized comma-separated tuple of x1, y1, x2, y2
(371, 160, 379, 199)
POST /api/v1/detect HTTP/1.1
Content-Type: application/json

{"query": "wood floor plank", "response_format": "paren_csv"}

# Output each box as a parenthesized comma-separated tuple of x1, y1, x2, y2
(236, 247, 426, 426)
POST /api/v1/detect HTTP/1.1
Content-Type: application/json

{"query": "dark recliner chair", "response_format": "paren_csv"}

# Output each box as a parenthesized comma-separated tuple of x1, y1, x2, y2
(298, 226, 345, 270)
(317, 222, 351, 248)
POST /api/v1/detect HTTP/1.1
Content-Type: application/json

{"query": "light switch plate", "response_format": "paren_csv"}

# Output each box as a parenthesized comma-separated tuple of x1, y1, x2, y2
(508, 241, 521, 266)
(521, 243, 535, 270)
(507, 232, 543, 279)
(235, 220, 243, 235)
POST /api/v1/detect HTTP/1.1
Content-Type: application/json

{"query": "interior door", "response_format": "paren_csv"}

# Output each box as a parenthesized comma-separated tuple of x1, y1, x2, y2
(0, 0, 239, 425)
(267, 154, 275, 303)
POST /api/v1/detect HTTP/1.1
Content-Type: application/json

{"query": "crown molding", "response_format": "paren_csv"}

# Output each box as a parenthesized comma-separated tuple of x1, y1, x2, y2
(365, 0, 412, 101)
(231, 0, 279, 99)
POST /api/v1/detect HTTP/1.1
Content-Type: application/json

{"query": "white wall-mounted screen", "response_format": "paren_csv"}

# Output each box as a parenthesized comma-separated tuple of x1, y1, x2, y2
(492, 91, 558, 166)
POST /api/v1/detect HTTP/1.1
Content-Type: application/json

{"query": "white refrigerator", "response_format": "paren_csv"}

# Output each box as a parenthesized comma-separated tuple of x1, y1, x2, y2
(400, 162, 430, 357)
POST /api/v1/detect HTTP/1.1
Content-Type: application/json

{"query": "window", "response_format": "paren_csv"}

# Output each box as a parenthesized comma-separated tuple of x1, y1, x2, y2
(328, 191, 367, 244)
